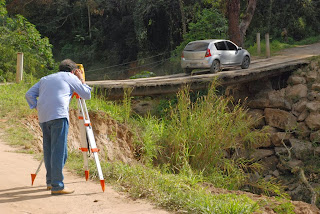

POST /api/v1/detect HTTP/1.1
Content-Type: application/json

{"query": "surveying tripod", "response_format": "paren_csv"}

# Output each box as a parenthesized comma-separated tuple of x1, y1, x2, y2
(31, 64, 105, 192)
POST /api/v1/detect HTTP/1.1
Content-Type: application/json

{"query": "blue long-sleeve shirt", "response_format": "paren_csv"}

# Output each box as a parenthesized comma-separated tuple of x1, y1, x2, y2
(25, 72, 91, 123)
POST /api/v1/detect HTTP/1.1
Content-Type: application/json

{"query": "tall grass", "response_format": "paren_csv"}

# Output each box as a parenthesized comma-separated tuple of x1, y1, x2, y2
(0, 80, 294, 213)
(135, 83, 267, 189)
(66, 152, 260, 214)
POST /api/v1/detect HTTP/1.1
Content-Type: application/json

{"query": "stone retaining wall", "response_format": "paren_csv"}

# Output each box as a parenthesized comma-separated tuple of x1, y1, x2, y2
(225, 60, 320, 203)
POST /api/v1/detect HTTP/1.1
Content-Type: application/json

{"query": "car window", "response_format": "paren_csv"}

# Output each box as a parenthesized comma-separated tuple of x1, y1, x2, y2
(214, 41, 227, 50)
(184, 42, 209, 51)
(226, 41, 237, 50)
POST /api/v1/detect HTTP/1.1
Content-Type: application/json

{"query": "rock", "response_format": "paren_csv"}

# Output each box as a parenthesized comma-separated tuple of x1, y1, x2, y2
(132, 100, 155, 115)
(310, 130, 320, 143)
(247, 98, 269, 109)
(306, 71, 318, 83)
(249, 149, 274, 161)
(311, 83, 320, 91)
(285, 84, 308, 101)
(306, 101, 320, 112)
(305, 112, 320, 130)
(247, 109, 265, 129)
(315, 147, 320, 155)
(296, 122, 310, 139)
(289, 139, 313, 160)
(267, 89, 291, 110)
(274, 147, 288, 155)
(271, 132, 293, 147)
(264, 108, 297, 131)
(287, 159, 304, 168)
(297, 109, 309, 122)
(288, 76, 306, 85)
(292, 99, 307, 114)
(307, 91, 319, 101)
(259, 155, 279, 172)
(248, 89, 291, 110)
(272, 170, 280, 177)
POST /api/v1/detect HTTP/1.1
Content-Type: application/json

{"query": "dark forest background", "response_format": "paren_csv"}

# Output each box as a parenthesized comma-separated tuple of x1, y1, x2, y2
(4, 0, 320, 80)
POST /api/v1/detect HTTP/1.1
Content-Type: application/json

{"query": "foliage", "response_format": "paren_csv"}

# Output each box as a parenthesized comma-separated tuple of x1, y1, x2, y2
(67, 154, 260, 213)
(0, 0, 56, 82)
(133, 82, 268, 191)
(173, 8, 227, 56)
(0, 79, 296, 213)
(246, 0, 320, 45)
(129, 70, 156, 79)
(246, 39, 294, 57)
(4, 0, 320, 79)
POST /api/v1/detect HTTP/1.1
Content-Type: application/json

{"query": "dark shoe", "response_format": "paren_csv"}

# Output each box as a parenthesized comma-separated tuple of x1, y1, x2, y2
(51, 188, 74, 195)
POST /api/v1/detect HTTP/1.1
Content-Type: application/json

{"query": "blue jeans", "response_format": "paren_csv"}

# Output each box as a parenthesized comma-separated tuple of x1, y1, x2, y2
(40, 118, 69, 191)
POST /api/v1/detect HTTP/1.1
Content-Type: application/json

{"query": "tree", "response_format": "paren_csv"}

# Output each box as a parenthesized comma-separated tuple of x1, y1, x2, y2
(227, 0, 256, 47)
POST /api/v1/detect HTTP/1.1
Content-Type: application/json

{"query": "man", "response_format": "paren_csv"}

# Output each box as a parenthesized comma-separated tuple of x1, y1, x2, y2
(25, 59, 91, 195)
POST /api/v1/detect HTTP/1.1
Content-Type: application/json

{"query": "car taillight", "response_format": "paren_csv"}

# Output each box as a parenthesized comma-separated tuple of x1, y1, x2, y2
(205, 48, 211, 57)
(181, 51, 184, 58)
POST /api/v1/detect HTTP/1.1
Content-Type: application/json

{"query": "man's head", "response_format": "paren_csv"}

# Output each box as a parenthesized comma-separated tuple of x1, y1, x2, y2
(59, 59, 77, 72)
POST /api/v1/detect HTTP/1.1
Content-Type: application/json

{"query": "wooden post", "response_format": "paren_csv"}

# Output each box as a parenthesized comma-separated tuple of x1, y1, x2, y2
(265, 33, 270, 58)
(16, 52, 23, 83)
(256, 33, 261, 55)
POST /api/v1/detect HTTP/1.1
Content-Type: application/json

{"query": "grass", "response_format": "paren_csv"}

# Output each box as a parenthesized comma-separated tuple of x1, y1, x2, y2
(247, 40, 293, 57)
(67, 151, 260, 213)
(0, 72, 299, 213)
(247, 36, 320, 58)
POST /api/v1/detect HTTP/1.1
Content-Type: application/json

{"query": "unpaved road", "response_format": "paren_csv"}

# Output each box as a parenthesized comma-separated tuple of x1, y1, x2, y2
(0, 131, 170, 214)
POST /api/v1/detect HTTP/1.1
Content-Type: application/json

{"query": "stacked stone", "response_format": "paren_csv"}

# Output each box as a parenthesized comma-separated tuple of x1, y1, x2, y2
(226, 60, 320, 201)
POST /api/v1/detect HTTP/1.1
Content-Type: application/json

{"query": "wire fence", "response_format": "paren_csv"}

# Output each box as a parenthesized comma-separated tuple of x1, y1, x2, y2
(85, 52, 182, 80)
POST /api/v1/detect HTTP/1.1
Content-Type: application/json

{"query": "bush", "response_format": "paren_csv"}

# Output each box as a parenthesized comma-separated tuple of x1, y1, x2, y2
(0, 0, 56, 82)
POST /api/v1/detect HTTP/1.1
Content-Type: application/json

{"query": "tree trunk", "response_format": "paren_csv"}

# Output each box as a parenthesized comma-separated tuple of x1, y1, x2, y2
(227, 0, 257, 47)
(227, 0, 241, 46)
(87, 0, 92, 39)
(239, 0, 257, 47)
(178, 0, 186, 37)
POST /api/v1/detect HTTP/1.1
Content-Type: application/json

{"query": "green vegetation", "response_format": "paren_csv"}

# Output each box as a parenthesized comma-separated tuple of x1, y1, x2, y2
(130, 71, 156, 79)
(3, 0, 319, 78)
(4, 1, 320, 213)
(0, 0, 56, 82)
(0, 81, 295, 213)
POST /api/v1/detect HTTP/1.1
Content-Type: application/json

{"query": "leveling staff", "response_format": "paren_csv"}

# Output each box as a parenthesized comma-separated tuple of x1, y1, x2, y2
(25, 59, 91, 195)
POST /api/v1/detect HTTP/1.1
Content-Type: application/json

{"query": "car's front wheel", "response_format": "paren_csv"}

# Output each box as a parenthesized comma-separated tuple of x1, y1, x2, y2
(241, 55, 250, 69)
(210, 60, 220, 73)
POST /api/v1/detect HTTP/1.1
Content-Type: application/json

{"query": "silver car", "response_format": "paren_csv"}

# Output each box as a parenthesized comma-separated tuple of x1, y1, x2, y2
(181, 39, 251, 74)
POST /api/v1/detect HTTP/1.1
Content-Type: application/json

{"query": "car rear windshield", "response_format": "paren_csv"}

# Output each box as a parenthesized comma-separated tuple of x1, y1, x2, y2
(184, 42, 209, 51)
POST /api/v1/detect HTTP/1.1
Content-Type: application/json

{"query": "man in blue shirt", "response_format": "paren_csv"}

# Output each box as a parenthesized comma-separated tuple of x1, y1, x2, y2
(25, 59, 91, 195)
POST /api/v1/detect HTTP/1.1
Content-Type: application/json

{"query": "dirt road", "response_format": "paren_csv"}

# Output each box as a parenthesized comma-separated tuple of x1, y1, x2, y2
(0, 133, 170, 214)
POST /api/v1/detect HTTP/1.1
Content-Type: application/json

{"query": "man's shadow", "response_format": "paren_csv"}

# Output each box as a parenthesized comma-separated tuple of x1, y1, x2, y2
(0, 185, 52, 203)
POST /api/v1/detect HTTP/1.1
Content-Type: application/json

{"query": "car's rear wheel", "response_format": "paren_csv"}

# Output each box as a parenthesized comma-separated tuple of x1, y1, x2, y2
(210, 60, 220, 73)
(241, 55, 250, 69)
(184, 68, 192, 74)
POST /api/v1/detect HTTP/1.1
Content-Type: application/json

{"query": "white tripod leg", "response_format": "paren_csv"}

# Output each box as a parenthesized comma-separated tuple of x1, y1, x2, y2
(31, 158, 44, 185)
(79, 98, 105, 192)
(78, 99, 90, 181)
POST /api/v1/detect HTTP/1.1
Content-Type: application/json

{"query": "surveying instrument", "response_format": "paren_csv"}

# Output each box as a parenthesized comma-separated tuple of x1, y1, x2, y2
(31, 64, 105, 192)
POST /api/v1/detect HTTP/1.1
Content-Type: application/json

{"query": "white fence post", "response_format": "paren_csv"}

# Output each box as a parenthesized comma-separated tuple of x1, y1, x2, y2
(265, 33, 270, 58)
(256, 33, 261, 55)
(16, 52, 24, 83)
